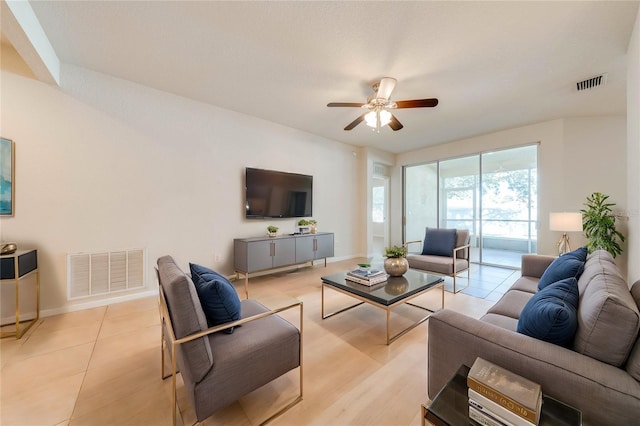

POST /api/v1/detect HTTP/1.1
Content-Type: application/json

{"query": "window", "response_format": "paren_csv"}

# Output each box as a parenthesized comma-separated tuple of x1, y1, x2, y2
(372, 186, 385, 223)
(404, 144, 538, 268)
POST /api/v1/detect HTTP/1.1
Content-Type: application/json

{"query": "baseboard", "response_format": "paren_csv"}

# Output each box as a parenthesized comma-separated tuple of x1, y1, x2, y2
(36, 289, 157, 320)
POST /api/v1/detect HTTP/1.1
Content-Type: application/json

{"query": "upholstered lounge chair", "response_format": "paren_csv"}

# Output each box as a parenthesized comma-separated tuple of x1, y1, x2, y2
(157, 255, 303, 425)
(405, 228, 471, 293)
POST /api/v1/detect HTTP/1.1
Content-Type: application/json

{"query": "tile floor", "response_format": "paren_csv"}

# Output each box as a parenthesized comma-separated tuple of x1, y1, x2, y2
(0, 258, 515, 425)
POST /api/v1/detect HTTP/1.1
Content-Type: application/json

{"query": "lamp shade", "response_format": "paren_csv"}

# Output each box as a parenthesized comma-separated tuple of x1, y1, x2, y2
(549, 212, 583, 232)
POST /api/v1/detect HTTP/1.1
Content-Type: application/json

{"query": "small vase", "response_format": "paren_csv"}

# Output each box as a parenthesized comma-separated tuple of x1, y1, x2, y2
(268, 232, 277, 238)
(384, 257, 409, 277)
(310, 224, 317, 234)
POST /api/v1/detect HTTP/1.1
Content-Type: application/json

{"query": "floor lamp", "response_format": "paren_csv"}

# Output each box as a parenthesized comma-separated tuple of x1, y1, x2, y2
(549, 212, 583, 255)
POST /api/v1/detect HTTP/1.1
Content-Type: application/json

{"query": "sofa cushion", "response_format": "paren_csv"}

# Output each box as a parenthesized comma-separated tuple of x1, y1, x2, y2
(537, 255, 584, 291)
(422, 228, 457, 257)
(406, 254, 468, 275)
(517, 277, 579, 347)
(625, 280, 640, 380)
(487, 290, 534, 319)
(509, 276, 539, 294)
(190, 263, 241, 334)
(574, 254, 640, 367)
(480, 313, 519, 331)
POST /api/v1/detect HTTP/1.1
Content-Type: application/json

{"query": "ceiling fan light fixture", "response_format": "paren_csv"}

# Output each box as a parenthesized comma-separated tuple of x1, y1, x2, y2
(365, 111, 377, 127)
(365, 109, 392, 129)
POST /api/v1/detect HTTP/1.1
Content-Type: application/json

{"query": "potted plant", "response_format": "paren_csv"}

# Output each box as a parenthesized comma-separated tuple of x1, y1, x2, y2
(298, 219, 311, 233)
(267, 225, 279, 237)
(308, 219, 317, 234)
(580, 192, 625, 258)
(383, 244, 409, 276)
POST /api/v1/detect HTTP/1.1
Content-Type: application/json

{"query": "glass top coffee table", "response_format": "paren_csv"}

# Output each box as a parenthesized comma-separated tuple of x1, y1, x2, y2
(321, 269, 444, 344)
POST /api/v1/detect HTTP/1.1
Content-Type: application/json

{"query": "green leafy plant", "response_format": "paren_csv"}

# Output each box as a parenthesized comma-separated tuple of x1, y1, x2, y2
(267, 225, 278, 233)
(298, 219, 310, 226)
(384, 245, 408, 258)
(308, 219, 317, 225)
(580, 192, 625, 257)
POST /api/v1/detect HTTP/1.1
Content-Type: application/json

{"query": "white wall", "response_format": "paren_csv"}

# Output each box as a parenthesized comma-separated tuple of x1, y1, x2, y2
(394, 117, 629, 272)
(627, 7, 640, 285)
(0, 63, 364, 315)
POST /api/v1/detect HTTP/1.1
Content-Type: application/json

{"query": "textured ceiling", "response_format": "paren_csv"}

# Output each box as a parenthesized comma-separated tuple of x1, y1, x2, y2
(21, 1, 640, 153)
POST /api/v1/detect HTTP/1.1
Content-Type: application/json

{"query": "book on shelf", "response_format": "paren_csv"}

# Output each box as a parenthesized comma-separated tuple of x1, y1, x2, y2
(469, 389, 534, 426)
(467, 358, 542, 425)
(469, 405, 511, 426)
(345, 273, 388, 286)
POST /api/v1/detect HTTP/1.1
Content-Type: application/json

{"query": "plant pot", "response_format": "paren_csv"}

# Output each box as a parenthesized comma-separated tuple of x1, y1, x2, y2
(310, 224, 317, 234)
(268, 232, 277, 238)
(384, 257, 409, 277)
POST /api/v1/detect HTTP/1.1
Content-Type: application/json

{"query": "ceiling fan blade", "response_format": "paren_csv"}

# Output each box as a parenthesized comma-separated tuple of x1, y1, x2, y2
(395, 98, 439, 108)
(344, 114, 366, 131)
(376, 77, 397, 100)
(388, 114, 404, 131)
(327, 102, 366, 107)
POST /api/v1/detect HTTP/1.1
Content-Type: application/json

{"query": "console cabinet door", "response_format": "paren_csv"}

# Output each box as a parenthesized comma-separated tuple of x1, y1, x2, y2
(272, 238, 296, 268)
(295, 236, 315, 263)
(246, 240, 274, 272)
(314, 234, 335, 259)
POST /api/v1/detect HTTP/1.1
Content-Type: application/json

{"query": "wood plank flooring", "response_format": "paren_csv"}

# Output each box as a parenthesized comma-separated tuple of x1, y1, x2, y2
(1, 258, 498, 425)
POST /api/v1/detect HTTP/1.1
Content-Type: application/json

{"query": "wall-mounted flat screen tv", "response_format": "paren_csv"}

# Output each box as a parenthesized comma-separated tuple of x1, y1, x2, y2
(245, 167, 313, 219)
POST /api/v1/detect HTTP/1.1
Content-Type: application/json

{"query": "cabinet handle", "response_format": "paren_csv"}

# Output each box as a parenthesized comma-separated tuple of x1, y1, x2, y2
(313, 239, 317, 251)
(271, 242, 275, 257)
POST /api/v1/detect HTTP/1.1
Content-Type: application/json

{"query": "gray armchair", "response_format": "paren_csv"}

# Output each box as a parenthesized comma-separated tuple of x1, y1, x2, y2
(157, 255, 302, 425)
(405, 228, 471, 293)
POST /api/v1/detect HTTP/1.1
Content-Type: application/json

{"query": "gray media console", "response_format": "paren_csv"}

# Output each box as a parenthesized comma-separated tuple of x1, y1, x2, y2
(234, 232, 334, 297)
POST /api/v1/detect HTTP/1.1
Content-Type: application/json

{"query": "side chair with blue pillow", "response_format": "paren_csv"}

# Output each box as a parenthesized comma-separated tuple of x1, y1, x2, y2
(156, 256, 303, 426)
(405, 228, 471, 293)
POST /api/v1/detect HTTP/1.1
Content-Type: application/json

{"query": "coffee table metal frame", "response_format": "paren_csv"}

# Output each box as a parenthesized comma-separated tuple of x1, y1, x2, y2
(321, 271, 444, 344)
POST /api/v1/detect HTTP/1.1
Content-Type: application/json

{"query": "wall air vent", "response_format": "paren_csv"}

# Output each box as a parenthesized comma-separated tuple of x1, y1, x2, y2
(67, 248, 146, 300)
(576, 73, 607, 91)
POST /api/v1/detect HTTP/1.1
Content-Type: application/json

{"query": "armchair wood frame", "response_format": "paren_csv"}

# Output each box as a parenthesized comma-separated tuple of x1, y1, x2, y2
(404, 239, 471, 293)
(157, 274, 303, 426)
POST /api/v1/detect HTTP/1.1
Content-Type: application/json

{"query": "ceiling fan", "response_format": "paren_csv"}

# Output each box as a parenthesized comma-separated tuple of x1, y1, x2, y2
(327, 77, 438, 132)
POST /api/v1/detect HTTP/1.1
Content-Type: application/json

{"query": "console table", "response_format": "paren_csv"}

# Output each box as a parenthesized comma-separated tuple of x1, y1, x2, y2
(234, 232, 334, 297)
(1, 249, 40, 339)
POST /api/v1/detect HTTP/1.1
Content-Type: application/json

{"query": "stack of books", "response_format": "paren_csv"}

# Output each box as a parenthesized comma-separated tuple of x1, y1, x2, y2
(467, 358, 543, 426)
(345, 268, 388, 286)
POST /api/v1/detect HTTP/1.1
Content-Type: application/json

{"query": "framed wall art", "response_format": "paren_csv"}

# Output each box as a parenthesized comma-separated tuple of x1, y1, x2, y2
(0, 137, 15, 216)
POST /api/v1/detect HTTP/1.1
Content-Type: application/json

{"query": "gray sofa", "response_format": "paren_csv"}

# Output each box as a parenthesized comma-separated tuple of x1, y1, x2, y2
(428, 250, 640, 425)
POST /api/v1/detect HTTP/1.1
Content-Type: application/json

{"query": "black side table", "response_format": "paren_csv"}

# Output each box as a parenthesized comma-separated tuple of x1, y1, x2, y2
(1, 249, 39, 338)
(422, 365, 582, 426)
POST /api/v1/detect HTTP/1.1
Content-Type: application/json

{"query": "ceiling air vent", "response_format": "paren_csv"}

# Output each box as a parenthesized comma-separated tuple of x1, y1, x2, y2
(576, 73, 607, 91)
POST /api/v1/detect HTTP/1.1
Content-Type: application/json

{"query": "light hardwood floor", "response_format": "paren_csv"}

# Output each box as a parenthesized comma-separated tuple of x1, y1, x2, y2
(1, 258, 505, 426)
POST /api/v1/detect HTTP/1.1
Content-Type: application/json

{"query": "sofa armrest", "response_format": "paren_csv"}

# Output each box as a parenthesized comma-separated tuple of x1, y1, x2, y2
(428, 309, 640, 425)
(520, 254, 555, 278)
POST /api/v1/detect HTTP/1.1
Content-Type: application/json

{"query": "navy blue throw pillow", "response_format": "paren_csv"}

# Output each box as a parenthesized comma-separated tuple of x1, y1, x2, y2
(537, 255, 585, 291)
(517, 277, 579, 348)
(189, 263, 241, 334)
(422, 228, 457, 257)
(562, 246, 588, 262)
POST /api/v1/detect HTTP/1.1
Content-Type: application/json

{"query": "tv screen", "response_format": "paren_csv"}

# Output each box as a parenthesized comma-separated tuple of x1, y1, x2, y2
(245, 168, 313, 219)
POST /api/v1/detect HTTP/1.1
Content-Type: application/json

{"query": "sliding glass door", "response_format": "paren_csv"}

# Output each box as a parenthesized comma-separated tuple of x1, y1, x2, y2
(403, 145, 537, 268)
(480, 146, 537, 266)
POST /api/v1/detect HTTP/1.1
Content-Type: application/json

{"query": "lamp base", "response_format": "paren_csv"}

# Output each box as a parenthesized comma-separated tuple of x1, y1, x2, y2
(557, 233, 572, 256)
